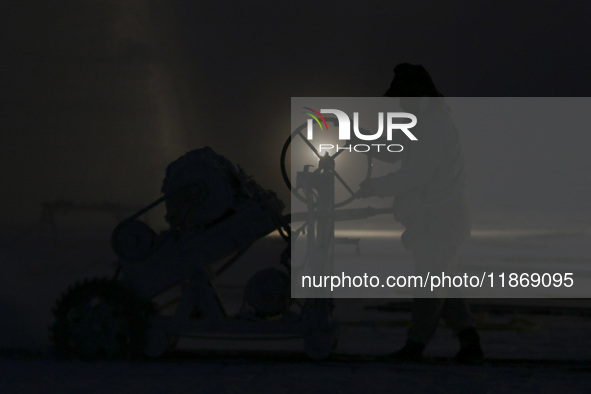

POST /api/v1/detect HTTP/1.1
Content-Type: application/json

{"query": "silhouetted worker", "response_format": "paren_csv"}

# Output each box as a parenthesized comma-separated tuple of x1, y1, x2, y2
(357, 63, 484, 363)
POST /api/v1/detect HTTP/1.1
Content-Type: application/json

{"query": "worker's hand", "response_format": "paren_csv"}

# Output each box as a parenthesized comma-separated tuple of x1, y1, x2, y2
(356, 179, 376, 198)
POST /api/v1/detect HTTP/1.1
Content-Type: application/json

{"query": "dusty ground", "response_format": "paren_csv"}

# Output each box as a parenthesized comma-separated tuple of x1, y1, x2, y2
(1, 211, 591, 392)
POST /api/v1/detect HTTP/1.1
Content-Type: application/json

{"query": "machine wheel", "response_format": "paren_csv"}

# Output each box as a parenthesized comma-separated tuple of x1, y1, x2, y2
(111, 220, 156, 263)
(244, 268, 291, 318)
(280, 117, 372, 208)
(50, 278, 150, 360)
(304, 328, 339, 360)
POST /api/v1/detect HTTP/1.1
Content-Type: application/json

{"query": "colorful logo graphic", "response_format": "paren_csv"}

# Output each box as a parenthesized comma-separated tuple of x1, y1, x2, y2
(302, 107, 329, 132)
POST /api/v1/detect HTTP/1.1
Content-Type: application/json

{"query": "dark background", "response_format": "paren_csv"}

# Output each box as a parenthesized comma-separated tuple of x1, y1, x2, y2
(2, 0, 591, 230)
(1, 0, 591, 353)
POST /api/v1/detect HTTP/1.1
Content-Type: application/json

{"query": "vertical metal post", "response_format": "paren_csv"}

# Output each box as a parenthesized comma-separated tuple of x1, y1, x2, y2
(316, 155, 335, 279)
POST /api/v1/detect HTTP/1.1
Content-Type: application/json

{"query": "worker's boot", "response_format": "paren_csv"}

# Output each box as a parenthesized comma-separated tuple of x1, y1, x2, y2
(376, 339, 425, 362)
(454, 328, 484, 364)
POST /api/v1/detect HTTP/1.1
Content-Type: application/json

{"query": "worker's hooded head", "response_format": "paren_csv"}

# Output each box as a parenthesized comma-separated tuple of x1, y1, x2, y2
(384, 63, 443, 97)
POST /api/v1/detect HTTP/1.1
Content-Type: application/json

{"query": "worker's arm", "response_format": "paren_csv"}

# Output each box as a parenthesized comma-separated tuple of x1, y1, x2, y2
(347, 121, 407, 164)
(359, 114, 450, 197)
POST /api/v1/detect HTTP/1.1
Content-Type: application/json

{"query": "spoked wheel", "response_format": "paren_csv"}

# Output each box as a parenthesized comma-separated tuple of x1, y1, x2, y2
(281, 117, 372, 208)
(50, 278, 150, 360)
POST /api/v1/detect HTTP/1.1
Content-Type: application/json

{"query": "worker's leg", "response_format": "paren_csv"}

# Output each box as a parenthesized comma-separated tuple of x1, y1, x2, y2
(407, 298, 445, 344)
(443, 296, 483, 363)
(440, 295, 475, 334)
(407, 237, 459, 344)
(382, 198, 473, 360)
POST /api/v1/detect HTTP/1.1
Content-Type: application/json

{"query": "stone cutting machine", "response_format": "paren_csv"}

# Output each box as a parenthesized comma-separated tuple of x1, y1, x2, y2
(50, 114, 394, 361)
(51, 146, 342, 360)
